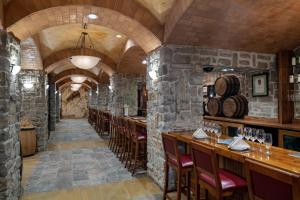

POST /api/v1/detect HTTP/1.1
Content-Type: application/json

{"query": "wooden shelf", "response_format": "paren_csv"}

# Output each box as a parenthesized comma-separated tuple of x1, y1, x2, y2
(204, 116, 300, 132)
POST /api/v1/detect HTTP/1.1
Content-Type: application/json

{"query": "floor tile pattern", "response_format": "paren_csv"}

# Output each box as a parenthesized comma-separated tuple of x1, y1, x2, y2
(22, 119, 162, 200)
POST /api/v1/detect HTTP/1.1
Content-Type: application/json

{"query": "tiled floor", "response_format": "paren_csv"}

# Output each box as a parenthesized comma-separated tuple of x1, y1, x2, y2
(22, 119, 162, 200)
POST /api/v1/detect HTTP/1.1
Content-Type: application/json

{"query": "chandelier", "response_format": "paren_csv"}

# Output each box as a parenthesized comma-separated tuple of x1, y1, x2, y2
(71, 76, 87, 83)
(70, 24, 100, 70)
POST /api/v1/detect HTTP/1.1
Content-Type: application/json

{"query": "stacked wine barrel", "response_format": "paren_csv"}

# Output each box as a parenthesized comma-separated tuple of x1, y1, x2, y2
(207, 75, 248, 118)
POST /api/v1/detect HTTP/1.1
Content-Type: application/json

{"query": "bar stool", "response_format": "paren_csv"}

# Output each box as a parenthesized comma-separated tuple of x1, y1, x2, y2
(162, 133, 193, 200)
(109, 115, 117, 150)
(191, 142, 247, 200)
(120, 118, 130, 163)
(245, 158, 300, 200)
(128, 120, 147, 175)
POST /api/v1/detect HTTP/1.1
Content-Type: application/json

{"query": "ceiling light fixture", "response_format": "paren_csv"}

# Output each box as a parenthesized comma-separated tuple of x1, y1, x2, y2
(71, 76, 87, 83)
(70, 24, 101, 70)
(71, 83, 82, 90)
(142, 60, 147, 65)
(71, 87, 79, 91)
(116, 34, 122, 38)
(87, 13, 98, 20)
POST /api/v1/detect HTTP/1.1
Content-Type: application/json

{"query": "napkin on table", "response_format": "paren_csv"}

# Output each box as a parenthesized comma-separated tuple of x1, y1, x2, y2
(193, 128, 209, 139)
(228, 136, 250, 151)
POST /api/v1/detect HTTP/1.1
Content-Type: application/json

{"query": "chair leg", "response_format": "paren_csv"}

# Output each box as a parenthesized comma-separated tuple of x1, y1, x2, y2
(132, 142, 139, 175)
(177, 170, 182, 200)
(125, 138, 131, 169)
(163, 162, 169, 200)
(196, 182, 200, 200)
(187, 171, 191, 200)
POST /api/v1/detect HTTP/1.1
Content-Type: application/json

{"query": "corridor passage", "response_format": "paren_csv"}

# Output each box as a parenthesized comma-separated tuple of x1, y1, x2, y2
(21, 119, 161, 200)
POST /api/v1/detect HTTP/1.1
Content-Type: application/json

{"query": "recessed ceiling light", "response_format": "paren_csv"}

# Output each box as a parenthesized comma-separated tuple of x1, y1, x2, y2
(116, 34, 122, 38)
(88, 13, 98, 20)
(142, 60, 147, 65)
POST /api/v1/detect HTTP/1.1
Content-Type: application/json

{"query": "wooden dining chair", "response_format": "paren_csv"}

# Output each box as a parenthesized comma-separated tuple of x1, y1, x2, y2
(162, 133, 193, 200)
(191, 142, 247, 200)
(245, 158, 300, 200)
(128, 119, 147, 176)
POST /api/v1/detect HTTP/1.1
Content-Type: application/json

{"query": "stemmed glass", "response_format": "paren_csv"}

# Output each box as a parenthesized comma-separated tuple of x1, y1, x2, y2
(256, 129, 265, 152)
(215, 124, 222, 143)
(237, 127, 243, 138)
(250, 128, 257, 151)
(264, 133, 273, 155)
(244, 128, 251, 141)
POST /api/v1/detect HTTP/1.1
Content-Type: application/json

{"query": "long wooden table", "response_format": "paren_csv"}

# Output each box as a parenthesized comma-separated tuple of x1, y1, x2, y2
(170, 131, 300, 176)
(123, 116, 147, 128)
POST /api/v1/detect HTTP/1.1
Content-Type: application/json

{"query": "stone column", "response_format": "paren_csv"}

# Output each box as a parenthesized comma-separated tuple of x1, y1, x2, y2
(98, 84, 109, 111)
(0, 30, 22, 199)
(88, 88, 98, 109)
(19, 70, 48, 151)
(48, 76, 56, 131)
(56, 90, 60, 122)
(109, 74, 142, 116)
(147, 45, 203, 187)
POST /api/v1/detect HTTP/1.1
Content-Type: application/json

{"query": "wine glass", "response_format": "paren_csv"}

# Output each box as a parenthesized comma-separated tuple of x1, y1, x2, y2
(264, 133, 273, 155)
(244, 128, 251, 141)
(215, 125, 222, 143)
(256, 129, 265, 152)
(249, 128, 257, 152)
(237, 127, 243, 138)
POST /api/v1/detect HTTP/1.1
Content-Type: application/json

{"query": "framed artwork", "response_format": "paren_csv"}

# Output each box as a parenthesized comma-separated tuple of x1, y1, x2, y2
(252, 73, 269, 97)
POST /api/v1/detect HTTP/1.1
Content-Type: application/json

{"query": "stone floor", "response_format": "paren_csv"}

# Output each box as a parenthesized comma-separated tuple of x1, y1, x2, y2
(21, 119, 162, 200)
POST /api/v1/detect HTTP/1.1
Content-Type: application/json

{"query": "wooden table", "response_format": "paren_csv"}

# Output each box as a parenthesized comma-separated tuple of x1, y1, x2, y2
(170, 131, 300, 176)
(123, 116, 147, 128)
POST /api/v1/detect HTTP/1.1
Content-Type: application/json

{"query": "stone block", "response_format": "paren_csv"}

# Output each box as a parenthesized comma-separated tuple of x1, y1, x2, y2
(172, 54, 191, 64)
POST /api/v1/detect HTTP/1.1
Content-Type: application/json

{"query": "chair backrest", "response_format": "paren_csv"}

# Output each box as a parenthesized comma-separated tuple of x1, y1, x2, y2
(128, 119, 137, 137)
(245, 158, 300, 200)
(162, 133, 180, 166)
(191, 142, 221, 191)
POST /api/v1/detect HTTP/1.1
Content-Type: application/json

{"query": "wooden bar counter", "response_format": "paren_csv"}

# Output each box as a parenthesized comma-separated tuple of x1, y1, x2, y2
(169, 131, 300, 176)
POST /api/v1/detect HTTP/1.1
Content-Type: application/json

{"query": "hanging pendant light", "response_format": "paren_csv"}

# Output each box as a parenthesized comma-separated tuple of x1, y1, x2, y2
(70, 24, 101, 69)
(71, 76, 87, 83)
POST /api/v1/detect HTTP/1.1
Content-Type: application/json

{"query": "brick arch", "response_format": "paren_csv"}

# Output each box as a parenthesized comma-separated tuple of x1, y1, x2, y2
(53, 69, 100, 84)
(6, 5, 162, 53)
(117, 45, 147, 75)
(44, 48, 116, 76)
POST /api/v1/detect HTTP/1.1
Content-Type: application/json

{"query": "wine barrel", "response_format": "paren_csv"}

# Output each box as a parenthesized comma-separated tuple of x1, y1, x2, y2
(215, 75, 240, 97)
(207, 97, 223, 116)
(222, 95, 248, 118)
(18, 127, 37, 157)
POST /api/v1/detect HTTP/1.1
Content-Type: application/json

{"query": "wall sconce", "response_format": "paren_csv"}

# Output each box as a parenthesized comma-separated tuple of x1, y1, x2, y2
(149, 70, 158, 80)
(11, 65, 21, 75)
(23, 82, 33, 89)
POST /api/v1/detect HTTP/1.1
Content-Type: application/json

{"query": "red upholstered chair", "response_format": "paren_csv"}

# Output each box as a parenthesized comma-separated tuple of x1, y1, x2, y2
(191, 142, 247, 200)
(245, 158, 300, 200)
(162, 133, 193, 200)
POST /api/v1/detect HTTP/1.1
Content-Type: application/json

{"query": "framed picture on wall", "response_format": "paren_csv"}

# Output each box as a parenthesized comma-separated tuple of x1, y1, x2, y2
(252, 73, 269, 97)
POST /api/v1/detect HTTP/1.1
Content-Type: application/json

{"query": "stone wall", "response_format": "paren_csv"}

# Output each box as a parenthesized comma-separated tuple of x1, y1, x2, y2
(199, 49, 277, 118)
(146, 44, 277, 187)
(294, 84, 300, 119)
(147, 45, 204, 187)
(88, 89, 98, 109)
(56, 91, 60, 122)
(109, 74, 143, 116)
(0, 30, 22, 199)
(48, 81, 56, 131)
(62, 87, 88, 118)
(19, 70, 48, 151)
(98, 84, 109, 111)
